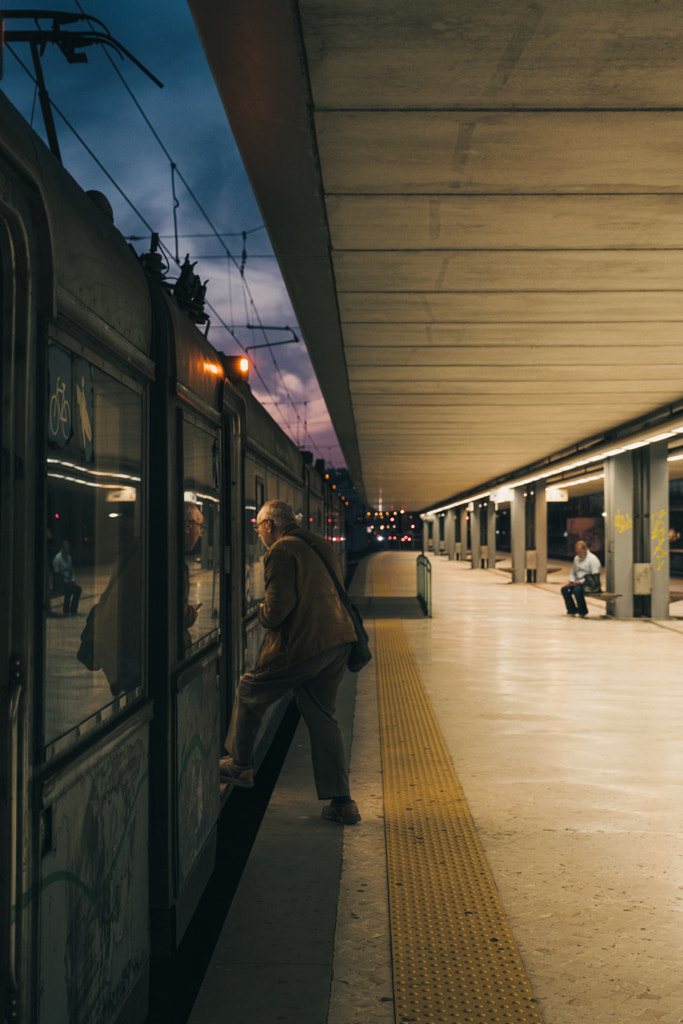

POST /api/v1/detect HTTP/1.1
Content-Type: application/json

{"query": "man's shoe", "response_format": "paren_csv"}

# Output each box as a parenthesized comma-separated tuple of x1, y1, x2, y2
(219, 756, 254, 788)
(321, 800, 361, 825)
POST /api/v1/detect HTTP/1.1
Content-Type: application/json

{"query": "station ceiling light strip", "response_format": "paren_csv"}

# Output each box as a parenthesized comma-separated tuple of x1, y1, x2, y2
(423, 422, 683, 518)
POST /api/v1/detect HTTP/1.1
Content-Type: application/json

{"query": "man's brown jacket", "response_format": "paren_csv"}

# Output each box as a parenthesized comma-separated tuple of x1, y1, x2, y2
(255, 522, 356, 677)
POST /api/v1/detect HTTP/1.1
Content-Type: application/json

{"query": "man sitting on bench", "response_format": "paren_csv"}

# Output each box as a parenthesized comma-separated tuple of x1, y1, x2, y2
(561, 540, 601, 618)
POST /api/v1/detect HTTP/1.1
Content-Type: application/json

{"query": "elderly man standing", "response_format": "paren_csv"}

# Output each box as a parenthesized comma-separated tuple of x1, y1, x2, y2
(220, 499, 361, 825)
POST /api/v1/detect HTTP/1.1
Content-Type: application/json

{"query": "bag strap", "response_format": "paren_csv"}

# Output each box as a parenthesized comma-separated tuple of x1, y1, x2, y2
(292, 535, 353, 613)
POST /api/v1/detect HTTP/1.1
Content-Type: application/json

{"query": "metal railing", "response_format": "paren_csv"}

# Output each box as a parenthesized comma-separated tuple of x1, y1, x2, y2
(417, 554, 432, 618)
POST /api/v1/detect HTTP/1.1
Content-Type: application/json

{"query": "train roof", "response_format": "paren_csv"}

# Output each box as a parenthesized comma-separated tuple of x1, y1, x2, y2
(0, 89, 152, 365)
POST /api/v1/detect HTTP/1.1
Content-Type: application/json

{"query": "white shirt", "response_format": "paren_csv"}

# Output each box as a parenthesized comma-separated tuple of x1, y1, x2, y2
(52, 549, 75, 582)
(569, 550, 601, 582)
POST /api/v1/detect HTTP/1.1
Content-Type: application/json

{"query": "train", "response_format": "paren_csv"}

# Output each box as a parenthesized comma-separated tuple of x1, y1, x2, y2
(0, 88, 347, 1024)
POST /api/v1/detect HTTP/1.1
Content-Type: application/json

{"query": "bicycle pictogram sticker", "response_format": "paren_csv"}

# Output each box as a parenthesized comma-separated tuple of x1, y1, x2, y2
(49, 376, 71, 443)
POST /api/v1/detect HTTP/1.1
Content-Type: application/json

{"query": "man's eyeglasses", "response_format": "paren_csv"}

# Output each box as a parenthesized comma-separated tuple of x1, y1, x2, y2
(185, 518, 205, 532)
(253, 518, 271, 534)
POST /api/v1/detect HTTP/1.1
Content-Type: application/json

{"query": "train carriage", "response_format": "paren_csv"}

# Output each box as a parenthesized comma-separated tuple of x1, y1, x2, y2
(144, 282, 225, 961)
(0, 89, 155, 1024)
(0, 88, 350, 1024)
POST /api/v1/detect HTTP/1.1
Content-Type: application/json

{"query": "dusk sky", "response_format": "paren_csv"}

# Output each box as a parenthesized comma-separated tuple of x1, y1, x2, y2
(1, 0, 345, 467)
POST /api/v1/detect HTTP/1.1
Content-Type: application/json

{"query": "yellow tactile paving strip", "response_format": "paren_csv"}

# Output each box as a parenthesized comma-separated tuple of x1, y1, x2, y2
(375, 615, 545, 1024)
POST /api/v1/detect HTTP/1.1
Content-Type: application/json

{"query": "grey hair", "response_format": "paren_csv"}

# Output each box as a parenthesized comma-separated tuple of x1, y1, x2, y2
(259, 499, 296, 528)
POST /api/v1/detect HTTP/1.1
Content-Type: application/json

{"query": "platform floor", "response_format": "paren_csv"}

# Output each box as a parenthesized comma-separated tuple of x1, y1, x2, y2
(187, 551, 683, 1024)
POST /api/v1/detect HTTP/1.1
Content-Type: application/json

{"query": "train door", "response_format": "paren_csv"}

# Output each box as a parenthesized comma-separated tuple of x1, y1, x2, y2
(1, 250, 153, 1024)
(242, 457, 266, 674)
(175, 412, 222, 932)
(39, 337, 152, 1024)
(147, 289, 224, 958)
(221, 390, 245, 739)
(1, 95, 155, 1024)
(0, 183, 31, 1024)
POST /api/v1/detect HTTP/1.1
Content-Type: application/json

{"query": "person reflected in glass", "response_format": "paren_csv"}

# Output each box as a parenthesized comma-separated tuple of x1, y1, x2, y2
(561, 540, 601, 617)
(183, 502, 204, 647)
(78, 521, 142, 697)
(52, 540, 82, 616)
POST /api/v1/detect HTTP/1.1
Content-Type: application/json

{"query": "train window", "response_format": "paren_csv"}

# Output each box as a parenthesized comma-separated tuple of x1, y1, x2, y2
(182, 418, 221, 655)
(244, 468, 266, 613)
(44, 345, 144, 752)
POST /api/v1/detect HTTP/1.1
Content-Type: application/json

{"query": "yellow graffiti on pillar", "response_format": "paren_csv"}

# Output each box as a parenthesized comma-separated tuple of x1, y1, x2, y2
(651, 508, 667, 572)
(614, 509, 633, 534)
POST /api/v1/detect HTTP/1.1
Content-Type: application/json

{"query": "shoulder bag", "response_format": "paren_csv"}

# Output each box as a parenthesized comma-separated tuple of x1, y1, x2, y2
(581, 572, 601, 594)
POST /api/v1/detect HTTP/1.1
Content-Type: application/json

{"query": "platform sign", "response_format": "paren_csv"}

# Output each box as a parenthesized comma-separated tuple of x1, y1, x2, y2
(545, 487, 568, 502)
(491, 487, 513, 505)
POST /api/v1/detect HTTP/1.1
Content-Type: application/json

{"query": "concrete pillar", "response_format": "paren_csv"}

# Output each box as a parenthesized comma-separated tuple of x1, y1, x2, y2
(445, 508, 456, 560)
(422, 517, 430, 555)
(479, 502, 489, 568)
(487, 501, 497, 570)
(459, 507, 468, 562)
(604, 452, 634, 618)
(534, 484, 548, 583)
(605, 442, 670, 618)
(510, 487, 526, 583)
(646, 439, 670, 619)
(470, 502, 481, 569)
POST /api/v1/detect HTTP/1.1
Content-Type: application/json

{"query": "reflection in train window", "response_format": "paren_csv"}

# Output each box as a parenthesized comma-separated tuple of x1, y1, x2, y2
(244, 466, 265, 613)
(44, 345, 144, 752)
(182, 418, 221, 655)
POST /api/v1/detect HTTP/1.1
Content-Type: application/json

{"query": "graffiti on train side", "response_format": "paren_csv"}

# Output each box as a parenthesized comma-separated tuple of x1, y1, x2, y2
(177, 664, 220, 885)
(39, 734, 149, 1024)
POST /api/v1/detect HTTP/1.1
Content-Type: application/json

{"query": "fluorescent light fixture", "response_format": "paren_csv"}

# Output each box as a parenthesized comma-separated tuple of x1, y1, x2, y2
(421, 489, 491, 517)
(559, 473, 604, 488)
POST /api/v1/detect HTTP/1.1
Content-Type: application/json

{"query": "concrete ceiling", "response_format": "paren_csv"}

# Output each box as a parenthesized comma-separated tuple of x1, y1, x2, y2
(188, 0, 683, 511)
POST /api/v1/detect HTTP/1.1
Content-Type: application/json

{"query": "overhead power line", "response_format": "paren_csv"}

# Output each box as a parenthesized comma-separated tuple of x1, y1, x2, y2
(4, 5, 329, 461)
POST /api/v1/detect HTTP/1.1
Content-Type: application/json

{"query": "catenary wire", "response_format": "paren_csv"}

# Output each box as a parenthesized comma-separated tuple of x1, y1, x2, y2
(4, 21, 329, 462)
(71, 0, 325, 458)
